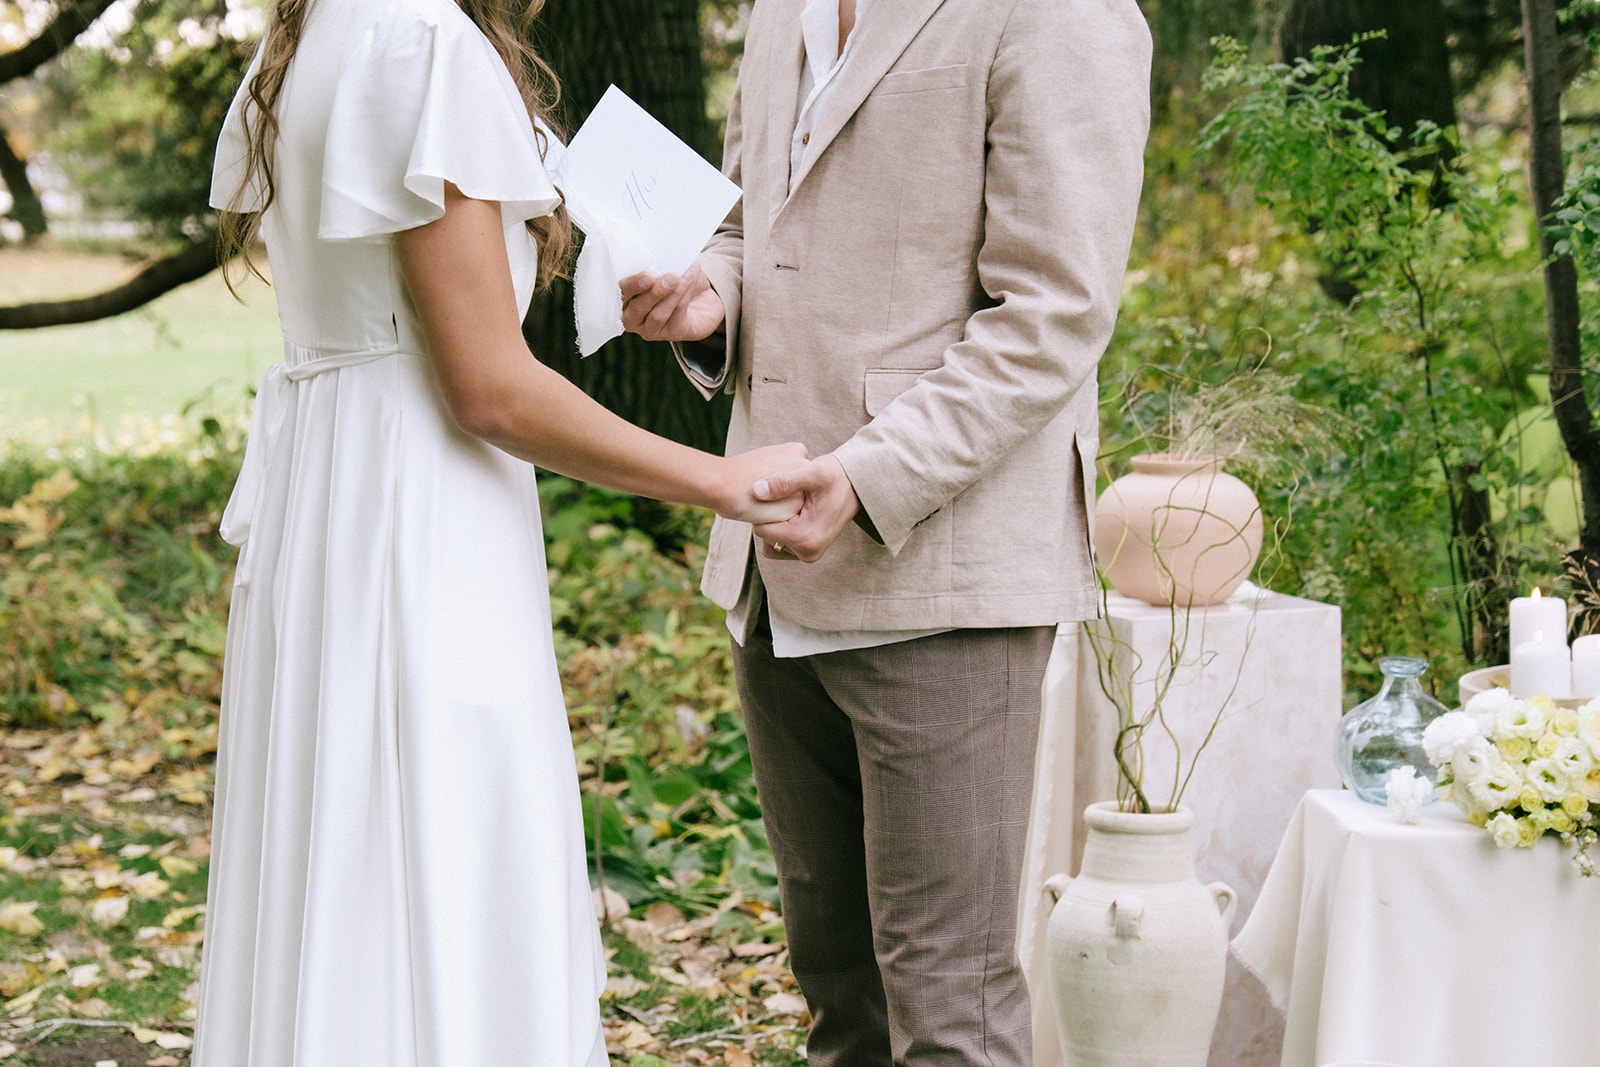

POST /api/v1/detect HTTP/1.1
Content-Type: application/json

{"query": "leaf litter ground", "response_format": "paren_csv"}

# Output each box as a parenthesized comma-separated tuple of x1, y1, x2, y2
(0, 723, 808, 1067)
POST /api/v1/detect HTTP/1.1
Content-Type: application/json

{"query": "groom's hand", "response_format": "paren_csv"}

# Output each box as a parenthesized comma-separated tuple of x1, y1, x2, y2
(620, 262, 726, 342)
(752, 455, 860, 564)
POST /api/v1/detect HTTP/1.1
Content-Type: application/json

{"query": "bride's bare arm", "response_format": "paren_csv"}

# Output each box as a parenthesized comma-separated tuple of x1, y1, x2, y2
(396, 183, 803, 523)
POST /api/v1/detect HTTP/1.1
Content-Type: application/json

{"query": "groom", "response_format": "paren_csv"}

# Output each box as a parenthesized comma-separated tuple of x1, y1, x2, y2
(623, 0, 1150, 1061)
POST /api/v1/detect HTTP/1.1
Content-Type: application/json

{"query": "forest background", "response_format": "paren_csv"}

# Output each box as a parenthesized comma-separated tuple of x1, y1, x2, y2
(1, 0, 1600, 1064)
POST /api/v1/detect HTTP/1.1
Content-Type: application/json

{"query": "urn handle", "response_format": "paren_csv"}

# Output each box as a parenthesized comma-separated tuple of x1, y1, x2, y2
(1208, 881, 1239, 927)
(1042, 873, 1073, 909)
(1110, 896, 1145, 940)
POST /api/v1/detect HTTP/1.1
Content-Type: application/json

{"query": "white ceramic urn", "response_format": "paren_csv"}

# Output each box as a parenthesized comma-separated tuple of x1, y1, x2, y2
(1043, 803, 1237, 1067)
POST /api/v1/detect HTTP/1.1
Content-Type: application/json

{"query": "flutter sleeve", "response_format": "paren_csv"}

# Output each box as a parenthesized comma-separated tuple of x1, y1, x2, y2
(208, 43, 266, 214)
(316, 10, 562, 242)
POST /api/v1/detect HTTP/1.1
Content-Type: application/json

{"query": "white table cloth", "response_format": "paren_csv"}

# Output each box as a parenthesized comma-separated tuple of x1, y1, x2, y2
(1232, 789, 1600, 1067)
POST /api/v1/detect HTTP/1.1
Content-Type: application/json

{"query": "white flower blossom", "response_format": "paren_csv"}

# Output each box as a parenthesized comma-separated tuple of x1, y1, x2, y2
(1556, 736, 1594, 780)
(1496, 700, 1548, 740)
(1385, 766, 1434, 824)
(1579, 704, 1600, 762)
(1436, 696, 1600, 875)
(1527, 758, 1572, 804)
(1466, 687, 1514, 728)
(1487, 811, 1522, 848)
(1462, 756, 1521, 815)
(1450, 736, 1498, 783)
(1423, 711, 1484, 768)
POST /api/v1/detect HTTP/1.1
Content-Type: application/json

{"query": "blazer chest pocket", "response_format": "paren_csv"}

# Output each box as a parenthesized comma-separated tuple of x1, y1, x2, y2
(864, 368, 932, 415)
(874, 63, 968, 96)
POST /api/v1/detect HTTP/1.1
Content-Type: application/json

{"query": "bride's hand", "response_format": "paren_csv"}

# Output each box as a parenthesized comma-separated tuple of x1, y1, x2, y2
(714, 443, 808, 524)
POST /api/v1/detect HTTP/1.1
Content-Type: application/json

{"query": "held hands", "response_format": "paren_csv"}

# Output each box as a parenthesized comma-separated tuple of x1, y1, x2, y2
(717, 443, 810, 525)
(620, 262, 726, 342)
(751, 455, 860, 564)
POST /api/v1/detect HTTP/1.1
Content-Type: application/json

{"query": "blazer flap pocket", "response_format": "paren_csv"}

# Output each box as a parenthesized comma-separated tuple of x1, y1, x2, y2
(864, 368, 930, 416)
(875, 63, 968, 96)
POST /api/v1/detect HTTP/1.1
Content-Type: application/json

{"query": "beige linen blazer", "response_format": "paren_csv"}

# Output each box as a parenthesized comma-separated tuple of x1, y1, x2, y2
(682, 0, 1152, 632)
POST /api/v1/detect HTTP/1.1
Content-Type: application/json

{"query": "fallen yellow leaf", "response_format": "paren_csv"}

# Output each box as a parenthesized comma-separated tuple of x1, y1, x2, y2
(0, 962, 33, 997)
(731, 941, 780, 958)
(158, 856, 199, 879)
(602, 974, 649, 999)
(161, 905, 205, 930)
(619, 1020, 655, 1050)
(125, 871, 169, 900)
(35, 756, 71, 783)
(762, 990, 808, 1016)
(643, 901, 686, 931)
(0, 900, 43, 937)
(4, 983, 46, 1014)
(75, 996, 114, 1018)
(90, 892, 129, 927)
(592, 887, 629, 923)
(65, 963, 101, 989)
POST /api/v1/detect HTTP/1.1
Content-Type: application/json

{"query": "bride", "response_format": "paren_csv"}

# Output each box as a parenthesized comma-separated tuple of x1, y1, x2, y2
(198, 0, 801, 1061)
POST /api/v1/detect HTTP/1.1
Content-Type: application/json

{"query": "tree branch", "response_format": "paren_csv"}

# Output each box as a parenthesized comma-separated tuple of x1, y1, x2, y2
(0, 231, 223, 328)
(0, 0, 123, 83)
(0, 120, 47, 237)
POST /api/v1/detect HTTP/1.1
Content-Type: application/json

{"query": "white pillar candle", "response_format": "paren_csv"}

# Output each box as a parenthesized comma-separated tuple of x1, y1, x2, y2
(1573, 635, 1600, 699)
(1511, 632, 1571, 698)
(1510, 590, 1567, 656)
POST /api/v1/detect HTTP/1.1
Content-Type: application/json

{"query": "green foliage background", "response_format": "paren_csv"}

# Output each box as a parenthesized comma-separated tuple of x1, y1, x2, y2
(5, 3, 1600, 1055)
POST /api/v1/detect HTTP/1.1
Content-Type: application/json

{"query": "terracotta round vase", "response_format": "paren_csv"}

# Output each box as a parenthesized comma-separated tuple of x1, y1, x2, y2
(1043, 803, 1237, 1067)
(1093, 453, 1263, 607)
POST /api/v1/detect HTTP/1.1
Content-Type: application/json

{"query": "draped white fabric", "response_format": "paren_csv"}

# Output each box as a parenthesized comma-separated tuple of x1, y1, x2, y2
(1234, 790, 1600, 1067)
(198, 0, 605, 1062)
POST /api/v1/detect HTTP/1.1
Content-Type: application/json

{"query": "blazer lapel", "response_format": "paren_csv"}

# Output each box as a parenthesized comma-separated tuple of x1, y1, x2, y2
(758, 0, 807, 223)
(784, 0, 948, 198)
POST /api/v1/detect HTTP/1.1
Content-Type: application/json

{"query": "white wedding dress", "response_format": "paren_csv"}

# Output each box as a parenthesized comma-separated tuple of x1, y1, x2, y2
(196, 0, 606, 1062)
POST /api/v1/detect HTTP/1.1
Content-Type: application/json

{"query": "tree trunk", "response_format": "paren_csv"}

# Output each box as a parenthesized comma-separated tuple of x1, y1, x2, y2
(1457, 462, 1512, 664)
(0, 123, 46, 239)
(527, 0, 734, 455)
(1523, 0, 1600, 557)
(0, 0, 126, 243)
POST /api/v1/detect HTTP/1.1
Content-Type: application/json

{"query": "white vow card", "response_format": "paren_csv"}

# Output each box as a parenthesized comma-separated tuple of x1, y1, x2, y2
(554, 85, 742, 355)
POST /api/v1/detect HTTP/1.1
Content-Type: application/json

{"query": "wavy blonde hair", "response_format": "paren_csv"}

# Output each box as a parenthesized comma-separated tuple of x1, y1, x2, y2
(219, 0, 573, 292)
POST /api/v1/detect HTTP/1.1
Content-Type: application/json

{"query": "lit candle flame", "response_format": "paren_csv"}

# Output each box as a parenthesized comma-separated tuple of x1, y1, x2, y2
(1533, 588, 1543, 600)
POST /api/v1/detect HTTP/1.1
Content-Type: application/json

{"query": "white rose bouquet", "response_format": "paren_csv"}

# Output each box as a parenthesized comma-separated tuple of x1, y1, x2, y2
(1423, 688, 1600, 875)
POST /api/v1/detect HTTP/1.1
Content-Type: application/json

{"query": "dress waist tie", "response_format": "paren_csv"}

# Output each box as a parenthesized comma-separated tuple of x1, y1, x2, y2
(219, 340, 404, 564)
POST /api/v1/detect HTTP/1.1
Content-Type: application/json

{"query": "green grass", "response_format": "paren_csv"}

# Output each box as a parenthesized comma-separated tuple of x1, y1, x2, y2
(0, 247, 280, 439)
(0, 805, 210, 1030)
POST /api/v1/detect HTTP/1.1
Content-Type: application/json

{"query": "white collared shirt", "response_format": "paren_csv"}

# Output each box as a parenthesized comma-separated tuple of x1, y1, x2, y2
(728, 0, 946, 658)
(789, 0, 877, 192)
